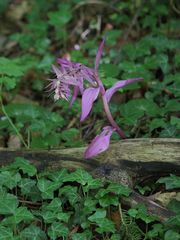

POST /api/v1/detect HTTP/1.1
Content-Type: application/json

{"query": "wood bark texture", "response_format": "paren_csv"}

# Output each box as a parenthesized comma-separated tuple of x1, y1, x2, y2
(0, 138, 179, 174)
(0, 138, 179, 221)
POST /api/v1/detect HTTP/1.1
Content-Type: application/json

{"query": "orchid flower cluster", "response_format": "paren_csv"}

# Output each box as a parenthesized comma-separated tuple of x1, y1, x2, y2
(48, 40, 143, 158)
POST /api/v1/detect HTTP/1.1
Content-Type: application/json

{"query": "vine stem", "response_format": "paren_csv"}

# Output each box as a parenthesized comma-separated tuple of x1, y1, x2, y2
(118, 203, 128, 237)
(0, 90, 28, 149)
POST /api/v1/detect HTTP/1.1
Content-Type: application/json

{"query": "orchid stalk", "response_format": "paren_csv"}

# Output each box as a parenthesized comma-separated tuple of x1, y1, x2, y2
(48, 39, 143, 159)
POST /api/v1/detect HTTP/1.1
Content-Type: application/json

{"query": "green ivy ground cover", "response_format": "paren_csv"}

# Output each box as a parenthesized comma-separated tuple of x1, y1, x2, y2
(0, 157, 180, 240)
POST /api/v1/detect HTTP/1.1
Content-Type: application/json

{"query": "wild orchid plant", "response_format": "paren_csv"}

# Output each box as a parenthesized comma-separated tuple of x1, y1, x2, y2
(48, 39, 143, 158)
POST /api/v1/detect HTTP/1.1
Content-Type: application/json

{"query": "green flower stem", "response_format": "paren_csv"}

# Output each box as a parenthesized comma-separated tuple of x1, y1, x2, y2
(0, 93, 28, 149)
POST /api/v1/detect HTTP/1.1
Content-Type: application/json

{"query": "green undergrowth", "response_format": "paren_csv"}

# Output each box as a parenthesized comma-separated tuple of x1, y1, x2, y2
(0, 157, 180, 240)
(0, 0, 179, 149)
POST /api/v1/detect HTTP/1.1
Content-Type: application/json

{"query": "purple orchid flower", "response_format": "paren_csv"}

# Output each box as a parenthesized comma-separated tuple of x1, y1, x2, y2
(80, 40, 143, 158)
(105, 78, 143, 103)
(48, 39, 143, 159)
(85, 126, 114, 159)
(80, 40, 143, 121)
(48, 59, 96, 103)
(80, 87, 100, 121)
(80, 40, 105, 121)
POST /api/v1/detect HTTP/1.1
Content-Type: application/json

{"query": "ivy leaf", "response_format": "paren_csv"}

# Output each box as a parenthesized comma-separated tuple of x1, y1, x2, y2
(83, 178, 103, 192)
(0, 76, 17, 90)
(4, 104, 41, 120)
(120, 99, 161, 124)
(88, 209, 106, 222)
(149, 118, 167, 131)
(0, 193, 18, 215)
(72, 230, 92, 240)
(2, 207, 34, 225)
(170, 117, 180, 129)
(41, 211, 57, 223)
(95, 188, 109, 198)
(83, 198, 98, 214)
(102, 77, 118, 88)
(48, 4, 72, 26)
(95, 181, 131, 200)
(109, 234, 121, 240)
(37, 178, 60, 199)
(24, 185, 42, 202)
(20, 225, 47, 240)
(63, 169, 93, 185)
(61, 128, 80, 147)
(42, 198, 62, 212)
(48, 222, 69, 239)
(99, 194, 119, 207)
(107, 183, 131, 197)
(0, 57, 25, 77)
(168, 200, 180, 215)
(166, 215, 180, 228)
(13, 157, 37, 176)
(0, 226, 14, 240)
(145, 54, 169, 73)
(135, 204, 158, 224)
(59, 186, 78, 205)
(157, 175, 180, 190)
(48, 169, 68, 183)
(57, 212, 71, 223)
(164, 230, 180, 240)
(160, 126, 178, 137)
(96, 218, 116, 234)
(0, 171, 21, 189)
(18, 178, 36, 195)
(164, 100, 180, 113)
(99, 63, 119, 78)
(128, 208, 138, 218)
(146, 224, 164, 238)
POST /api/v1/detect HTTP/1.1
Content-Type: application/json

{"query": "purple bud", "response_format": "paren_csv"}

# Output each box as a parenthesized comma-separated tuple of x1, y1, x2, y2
(85, 126, 114, 159)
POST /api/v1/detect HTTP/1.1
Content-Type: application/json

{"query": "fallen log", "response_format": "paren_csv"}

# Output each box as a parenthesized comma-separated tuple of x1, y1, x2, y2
(0, 138, 179, 174)
(0, 138, 180, 221)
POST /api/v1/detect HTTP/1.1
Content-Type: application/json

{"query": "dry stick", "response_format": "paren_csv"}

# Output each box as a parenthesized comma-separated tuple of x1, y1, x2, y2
(73, 0, 123, 13)
(170, 0, 180, 15)
(19, 199, 42, 206)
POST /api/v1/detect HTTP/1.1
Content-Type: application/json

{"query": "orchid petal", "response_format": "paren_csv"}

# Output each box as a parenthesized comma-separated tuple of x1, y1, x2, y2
(52, 65, 62, 78)
(105, 78, 143, 102)
(70, 86, 79, 107)
(57, 58, 72, 68)
(80, 87, 100, 121)
(85, 126, 114, 159)
(95, 39, 105, 71)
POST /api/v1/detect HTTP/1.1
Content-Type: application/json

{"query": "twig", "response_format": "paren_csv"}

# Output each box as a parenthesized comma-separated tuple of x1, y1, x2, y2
(73, 0, 122, 13)
(19, 199, 42, 206)
(170, 0, 180, 14)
